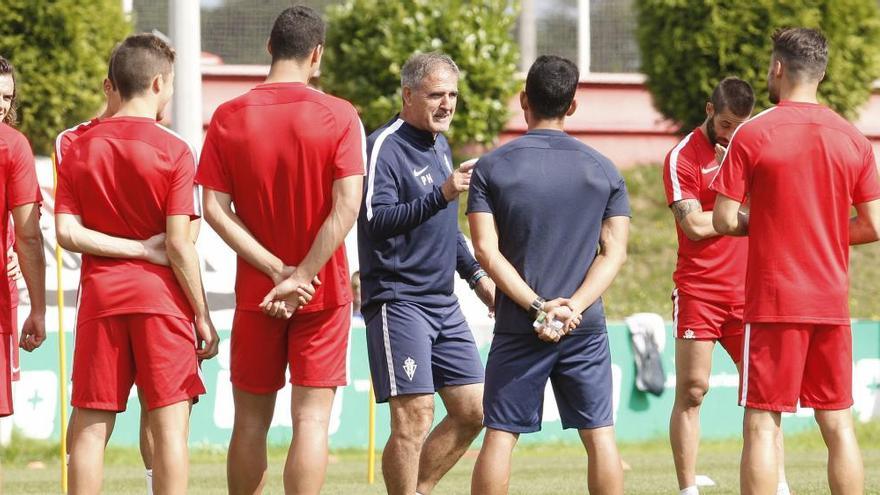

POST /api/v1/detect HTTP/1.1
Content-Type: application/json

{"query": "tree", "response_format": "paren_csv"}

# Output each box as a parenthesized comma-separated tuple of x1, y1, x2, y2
(636, 0, 880, 132)
(0, 0, 130, 154)
(322, 0, 520, 146)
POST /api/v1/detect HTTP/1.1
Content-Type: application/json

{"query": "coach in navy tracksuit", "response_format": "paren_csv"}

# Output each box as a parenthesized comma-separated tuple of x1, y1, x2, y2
(357, 52, 495, 495)
(468, 55, 630, 495)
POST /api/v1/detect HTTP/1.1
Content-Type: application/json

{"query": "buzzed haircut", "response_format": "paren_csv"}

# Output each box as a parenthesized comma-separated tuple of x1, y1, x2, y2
(111, 33, 175, 100)
(400, 52, 459, 90)
(525, 55, 579, 120)
(269, 5, 325, 62)
(0, 56, 17, 125)
(711, 77, 755, 118)
(771, 27, 828, 82)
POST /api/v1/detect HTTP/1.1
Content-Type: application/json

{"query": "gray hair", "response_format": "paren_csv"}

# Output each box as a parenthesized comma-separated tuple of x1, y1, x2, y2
(400, 52, 460, 90)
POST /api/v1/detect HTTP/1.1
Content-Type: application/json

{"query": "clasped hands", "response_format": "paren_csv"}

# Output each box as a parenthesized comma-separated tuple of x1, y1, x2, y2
(534, 298, 583, 343)
(259, 266, 322, 319)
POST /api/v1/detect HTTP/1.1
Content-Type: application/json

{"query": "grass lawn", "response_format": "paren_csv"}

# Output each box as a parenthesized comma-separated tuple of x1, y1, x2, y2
(4, 420, 879, 494)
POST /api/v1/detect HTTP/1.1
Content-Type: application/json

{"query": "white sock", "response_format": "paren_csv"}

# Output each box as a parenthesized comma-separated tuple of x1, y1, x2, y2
(680, 487, 699, 495)
(146, 469, 153, 495)
(776, 481, 791, 495)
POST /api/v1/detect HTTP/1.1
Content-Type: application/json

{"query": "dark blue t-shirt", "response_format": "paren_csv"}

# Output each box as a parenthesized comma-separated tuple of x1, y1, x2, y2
(467, 129, 631, 334)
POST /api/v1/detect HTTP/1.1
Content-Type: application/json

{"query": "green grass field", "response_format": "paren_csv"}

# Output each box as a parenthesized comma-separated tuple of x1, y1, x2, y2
(4, 420, 879, 494)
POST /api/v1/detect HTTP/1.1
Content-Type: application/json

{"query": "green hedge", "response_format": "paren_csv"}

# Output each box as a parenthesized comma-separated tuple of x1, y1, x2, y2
(322, 0, 520, 146)
(636, 0, 880, 131)
(0, 0, 129, 154)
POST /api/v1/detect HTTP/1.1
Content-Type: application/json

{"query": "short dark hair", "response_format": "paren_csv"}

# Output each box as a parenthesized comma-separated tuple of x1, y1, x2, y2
(771, 27, 828, 82)
(111, 33, 175, 100)
(525, 55, 579, 120)
(0, 56, 17, 125)
(710, 77, 755, 117)
(269, 6, 325, 62)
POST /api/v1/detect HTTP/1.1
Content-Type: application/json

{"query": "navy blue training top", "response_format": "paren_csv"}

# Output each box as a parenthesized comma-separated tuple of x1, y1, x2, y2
(358, 116, 481, 308)
(467, 129, 631, 334)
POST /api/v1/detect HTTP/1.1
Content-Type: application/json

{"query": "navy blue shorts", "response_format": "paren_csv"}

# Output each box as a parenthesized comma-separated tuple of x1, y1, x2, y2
(483, 331, 613, 433)
(364, 300, 484, 403)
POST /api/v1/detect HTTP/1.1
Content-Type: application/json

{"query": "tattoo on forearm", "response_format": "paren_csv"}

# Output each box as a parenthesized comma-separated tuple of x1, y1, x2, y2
(671, 199, 702, 223)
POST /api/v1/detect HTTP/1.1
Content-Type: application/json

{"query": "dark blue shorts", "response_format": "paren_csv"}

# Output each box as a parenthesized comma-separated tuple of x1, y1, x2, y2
(364, 300, 484, 403)
(483, 331, 613, 433)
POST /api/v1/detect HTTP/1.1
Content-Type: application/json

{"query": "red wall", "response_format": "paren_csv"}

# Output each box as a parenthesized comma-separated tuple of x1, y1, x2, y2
(201, 67, 880, 168)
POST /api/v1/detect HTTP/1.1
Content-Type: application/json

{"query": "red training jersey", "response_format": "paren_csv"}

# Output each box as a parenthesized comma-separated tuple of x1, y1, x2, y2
(196, 82, 365, 313)
(711, 101, 880, 324)
(55, 117, 199, 323)
(55, 119, 100, 169)
(663, 127, 747, 303)
(0, 124, 42, 333)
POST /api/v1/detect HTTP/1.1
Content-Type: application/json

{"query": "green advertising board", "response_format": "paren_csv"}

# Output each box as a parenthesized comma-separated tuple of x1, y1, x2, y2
(7, 321, 880, 448)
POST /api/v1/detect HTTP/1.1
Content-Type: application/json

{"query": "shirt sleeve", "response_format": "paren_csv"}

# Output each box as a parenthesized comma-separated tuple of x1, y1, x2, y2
(54, 146, 80, 215)
(709, 129, 753, 202)
(852, 146, 880, 204)
(194, 118, 231, 193)
(466, 158, 493, 214)
(362, 149, 448, 240)
(167, 149, 199, 218)
(54, 130, 75, 169)
(6, 133, 42, 209)
(333, 106, 366, 179)
(602, 159, 631, 219)
(663, 145, 700, 206)
(455, 231, 481, 280)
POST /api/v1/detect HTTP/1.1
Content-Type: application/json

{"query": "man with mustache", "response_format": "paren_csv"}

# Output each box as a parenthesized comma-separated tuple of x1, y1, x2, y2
(357, 52, 495, 495)
(663, 78, 790, 495)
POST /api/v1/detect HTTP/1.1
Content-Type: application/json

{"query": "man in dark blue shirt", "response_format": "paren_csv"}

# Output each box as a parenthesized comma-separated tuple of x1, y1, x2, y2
(468, 55, 630, 495)
(357, 52, 495, 495)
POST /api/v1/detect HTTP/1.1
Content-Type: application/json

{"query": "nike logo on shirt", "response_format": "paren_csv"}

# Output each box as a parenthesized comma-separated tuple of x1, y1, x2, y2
(701, 164, 720, 174)
(413, 165, 431, 176)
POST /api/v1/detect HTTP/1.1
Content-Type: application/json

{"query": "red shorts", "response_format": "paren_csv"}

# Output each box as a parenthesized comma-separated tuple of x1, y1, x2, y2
(672, 289, 744, 362)
(0, 332, 12, 417)
(231, 304, 351, 393)
(71, 314, 205, 412)
(11, 307, 19, 381)
(740, 323, 853, 412)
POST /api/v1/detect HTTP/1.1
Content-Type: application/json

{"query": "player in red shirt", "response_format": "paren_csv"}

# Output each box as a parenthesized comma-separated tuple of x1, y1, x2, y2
(664, 78, 789, 495)
(55, 56, 162, 494)
(712, 28, 880, 494)
(0, 56, 47, 428)
(55, 34, 218, 494)
(197, 7, 363, 494)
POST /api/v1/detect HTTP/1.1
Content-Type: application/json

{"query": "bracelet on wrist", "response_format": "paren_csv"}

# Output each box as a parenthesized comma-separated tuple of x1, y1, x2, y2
(468, 269, 488, 289)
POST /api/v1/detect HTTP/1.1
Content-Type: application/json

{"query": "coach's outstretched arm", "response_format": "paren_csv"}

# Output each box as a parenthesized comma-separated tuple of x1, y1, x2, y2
(712, 194, 749, 236)
(364, 159, 473, 240)
(562, 216, 629, 328)
(849, 199, 880, 244)
(261, 174, 363, 317)
(167, 214, 218, 360)
(56, 214, 168, 265)
(13, 202, 46, 352)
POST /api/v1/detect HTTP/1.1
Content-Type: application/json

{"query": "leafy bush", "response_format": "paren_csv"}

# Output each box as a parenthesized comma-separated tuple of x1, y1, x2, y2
(0, 0, 130, 154)
(322, 0, 520, 146)
(636, 0, 880, 131)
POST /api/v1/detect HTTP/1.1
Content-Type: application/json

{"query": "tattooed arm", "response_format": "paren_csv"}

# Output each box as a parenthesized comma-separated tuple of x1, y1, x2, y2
(670, 199, 719, 241)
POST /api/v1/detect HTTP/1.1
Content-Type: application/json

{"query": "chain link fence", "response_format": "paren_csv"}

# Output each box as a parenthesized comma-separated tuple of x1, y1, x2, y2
(132, 0, 640, 72)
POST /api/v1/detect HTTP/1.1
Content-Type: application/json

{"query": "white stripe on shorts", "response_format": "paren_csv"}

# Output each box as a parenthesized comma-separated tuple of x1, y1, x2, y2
(382, 304, 397, 397)
(740, 323, 751, 406)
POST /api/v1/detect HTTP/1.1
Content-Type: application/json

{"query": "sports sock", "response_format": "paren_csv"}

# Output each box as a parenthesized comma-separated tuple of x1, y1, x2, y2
(776, 481, 791, 495)
(680, 487, 699, 495)
(146, 468, 153, 495)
